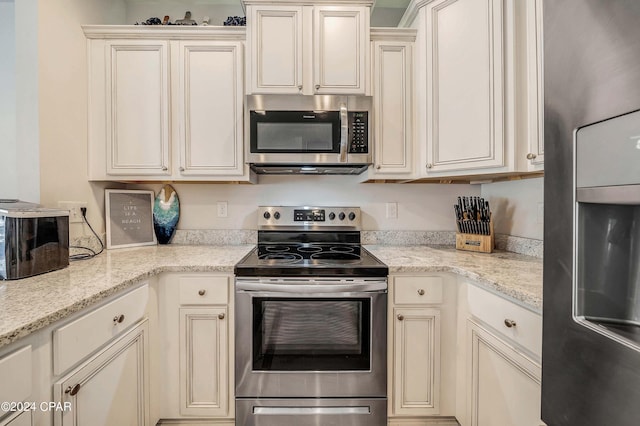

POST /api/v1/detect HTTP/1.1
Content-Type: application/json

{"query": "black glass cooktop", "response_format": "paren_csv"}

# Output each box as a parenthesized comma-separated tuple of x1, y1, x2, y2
(234, 231, 388, 277)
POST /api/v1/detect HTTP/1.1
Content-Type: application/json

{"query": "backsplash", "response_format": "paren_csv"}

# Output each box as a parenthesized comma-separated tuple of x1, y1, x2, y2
(89, 229, 543, 258)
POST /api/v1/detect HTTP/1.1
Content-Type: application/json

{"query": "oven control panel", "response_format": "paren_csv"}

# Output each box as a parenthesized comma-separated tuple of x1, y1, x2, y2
(258, 206, 361, 229)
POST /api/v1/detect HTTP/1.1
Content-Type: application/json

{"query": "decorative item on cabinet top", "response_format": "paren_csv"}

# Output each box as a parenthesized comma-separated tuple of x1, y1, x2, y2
(153, 185, 180, 245)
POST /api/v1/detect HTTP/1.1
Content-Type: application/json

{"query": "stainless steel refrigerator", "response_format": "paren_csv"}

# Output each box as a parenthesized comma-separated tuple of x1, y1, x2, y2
(543, 1, 640, 425)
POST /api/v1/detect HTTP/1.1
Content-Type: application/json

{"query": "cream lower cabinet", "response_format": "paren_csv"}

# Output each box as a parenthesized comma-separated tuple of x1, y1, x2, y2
(157, 273, 233, 423)
(465, 320, 542, 426)
(54, 321, 149, 426)
(388, 274, 459, 425)
(84, 26, 252, 182)
(457, 282, 543, 426)
(0, 412, 31, 426)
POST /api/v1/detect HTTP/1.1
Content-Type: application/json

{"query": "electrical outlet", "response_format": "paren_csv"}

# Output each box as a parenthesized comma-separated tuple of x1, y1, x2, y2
(217, 201, 228, 218)
(58, 201, 87, 223)
(386, 202, 398, 219)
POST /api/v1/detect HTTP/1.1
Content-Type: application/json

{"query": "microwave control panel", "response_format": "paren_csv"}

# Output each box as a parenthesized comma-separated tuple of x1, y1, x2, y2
(348, 112, 369, 153)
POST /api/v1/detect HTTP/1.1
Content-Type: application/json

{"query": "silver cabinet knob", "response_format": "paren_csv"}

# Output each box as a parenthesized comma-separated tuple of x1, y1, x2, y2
(198, 289, 206, 296)
(162, 166, 168, 171)
(218, 313, 226, 320)
(65, 384, 81, 396)
(298, 85, 303, 91)
(179, 166, 185, 172)
(504, 318, 517, 328)
(113, 314, 125, 324)
(376, 165, 381, 170)
(426, 163, 433, 169)
(417, 289, 425, 296)
(315, 84, 321, 91)
(397, 314, 404, 321)
(526, 153, 537, 160)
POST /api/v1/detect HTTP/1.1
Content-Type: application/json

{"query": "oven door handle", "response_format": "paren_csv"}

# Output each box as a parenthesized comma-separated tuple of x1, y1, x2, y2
(235, 280, 387, 294)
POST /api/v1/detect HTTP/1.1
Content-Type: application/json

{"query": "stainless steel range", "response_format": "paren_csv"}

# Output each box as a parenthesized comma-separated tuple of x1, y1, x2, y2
(234, 206, 388, 426)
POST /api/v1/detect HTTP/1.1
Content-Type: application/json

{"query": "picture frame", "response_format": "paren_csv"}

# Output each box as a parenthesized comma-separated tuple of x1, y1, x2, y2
(105, 189, 157, 249)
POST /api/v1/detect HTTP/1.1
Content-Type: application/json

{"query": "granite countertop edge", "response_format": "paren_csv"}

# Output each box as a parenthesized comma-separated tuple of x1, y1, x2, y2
(0, 244, 542, 349)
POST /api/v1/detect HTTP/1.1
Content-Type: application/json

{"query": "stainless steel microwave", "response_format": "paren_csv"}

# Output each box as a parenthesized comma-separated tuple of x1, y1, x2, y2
(246, 95, 372, 175)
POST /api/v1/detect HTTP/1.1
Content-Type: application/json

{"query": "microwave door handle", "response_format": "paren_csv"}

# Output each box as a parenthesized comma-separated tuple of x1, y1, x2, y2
(339, 104, 348, 162)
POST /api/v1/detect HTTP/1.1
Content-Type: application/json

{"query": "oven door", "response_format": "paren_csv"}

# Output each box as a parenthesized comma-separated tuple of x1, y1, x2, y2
(235, 278, 387, 398)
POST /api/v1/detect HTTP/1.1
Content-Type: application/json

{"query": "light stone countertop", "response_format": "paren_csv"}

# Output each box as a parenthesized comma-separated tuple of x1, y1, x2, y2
(0, 244, 542, 349)
(366, 245, 543, 312)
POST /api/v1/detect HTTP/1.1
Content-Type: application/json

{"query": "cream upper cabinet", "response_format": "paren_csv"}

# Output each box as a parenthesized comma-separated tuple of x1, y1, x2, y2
(247, 5, 303, 93)
(85, 26, 254, 182)
(401, 0, 544, 179)
(104, 39, 171, 177)
(368, 29, 416, 179)
(176, 40, 245, 177)
(244, 1, 371, 95)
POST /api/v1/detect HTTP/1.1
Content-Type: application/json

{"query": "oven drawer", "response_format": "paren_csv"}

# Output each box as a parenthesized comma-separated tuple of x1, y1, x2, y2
(393, 275, 443, 305)
(236, 398, 387, 426)
(178, 275, 229, 305)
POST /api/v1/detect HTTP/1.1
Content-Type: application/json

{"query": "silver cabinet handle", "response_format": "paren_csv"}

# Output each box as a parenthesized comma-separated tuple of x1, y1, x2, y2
(218, 313, 226, 320)
(315, 84, 321, 91)
(198, 289, 206, 296)
(113, 314, 125, 324)
(65, 384, 81, 396)
(179, 166, 185, 172)
(526, 153, 537, 160)
(397, 314, 404, 321)
(504, 319, 517, 328)
(426, 163, 433, 169)
(298, 85, 303, 91)
(162, 166, 168, 171)
(417, 289, 425, 296)
(376, 165, 381, 170)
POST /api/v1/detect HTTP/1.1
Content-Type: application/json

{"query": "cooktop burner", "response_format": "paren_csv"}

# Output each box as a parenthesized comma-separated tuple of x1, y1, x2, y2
(234, 206, 389, 278)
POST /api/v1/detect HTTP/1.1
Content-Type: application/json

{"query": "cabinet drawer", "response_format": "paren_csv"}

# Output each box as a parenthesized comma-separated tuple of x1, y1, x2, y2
(53, 283, 148, 375)
(179, 275, 229, 305)
(394, 276, 443, 305)
(0, 346, 32, 407)
(467, 284, 542, 358)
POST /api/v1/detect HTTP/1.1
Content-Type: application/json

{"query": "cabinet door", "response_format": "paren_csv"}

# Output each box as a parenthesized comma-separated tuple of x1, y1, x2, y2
(424, 0, 505, 172)
(105, 40, 170, 176)
(54, 321, 149, 426)
(372, 40, 413, 176)
(467, 320, 542, 426)
(314, 6, 368, 94)
(247, 6, 303, 94)
(177, 41, 245, 176)
(0, 411, 32, 426)
(525, 0, 544, 170)
(179, 307, 229, 417)
(391, 307, 441, 416)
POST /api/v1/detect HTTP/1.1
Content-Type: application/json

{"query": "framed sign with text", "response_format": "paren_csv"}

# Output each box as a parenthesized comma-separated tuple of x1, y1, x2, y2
(105, 189, 157, 249)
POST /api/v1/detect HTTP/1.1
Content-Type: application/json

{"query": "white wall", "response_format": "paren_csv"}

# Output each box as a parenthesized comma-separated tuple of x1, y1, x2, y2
(481, 177, 543, 240)
(130, 177, 480, 231)
(37, 0, 126, 235)
(0, 0, 17, 200)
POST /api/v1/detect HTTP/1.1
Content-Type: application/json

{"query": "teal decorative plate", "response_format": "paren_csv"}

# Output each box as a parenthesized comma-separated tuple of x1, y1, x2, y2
(153, 185, 180, 244)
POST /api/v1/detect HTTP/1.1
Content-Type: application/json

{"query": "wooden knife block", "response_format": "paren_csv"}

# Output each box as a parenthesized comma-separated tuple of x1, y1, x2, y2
(455, 219, 494, 253)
